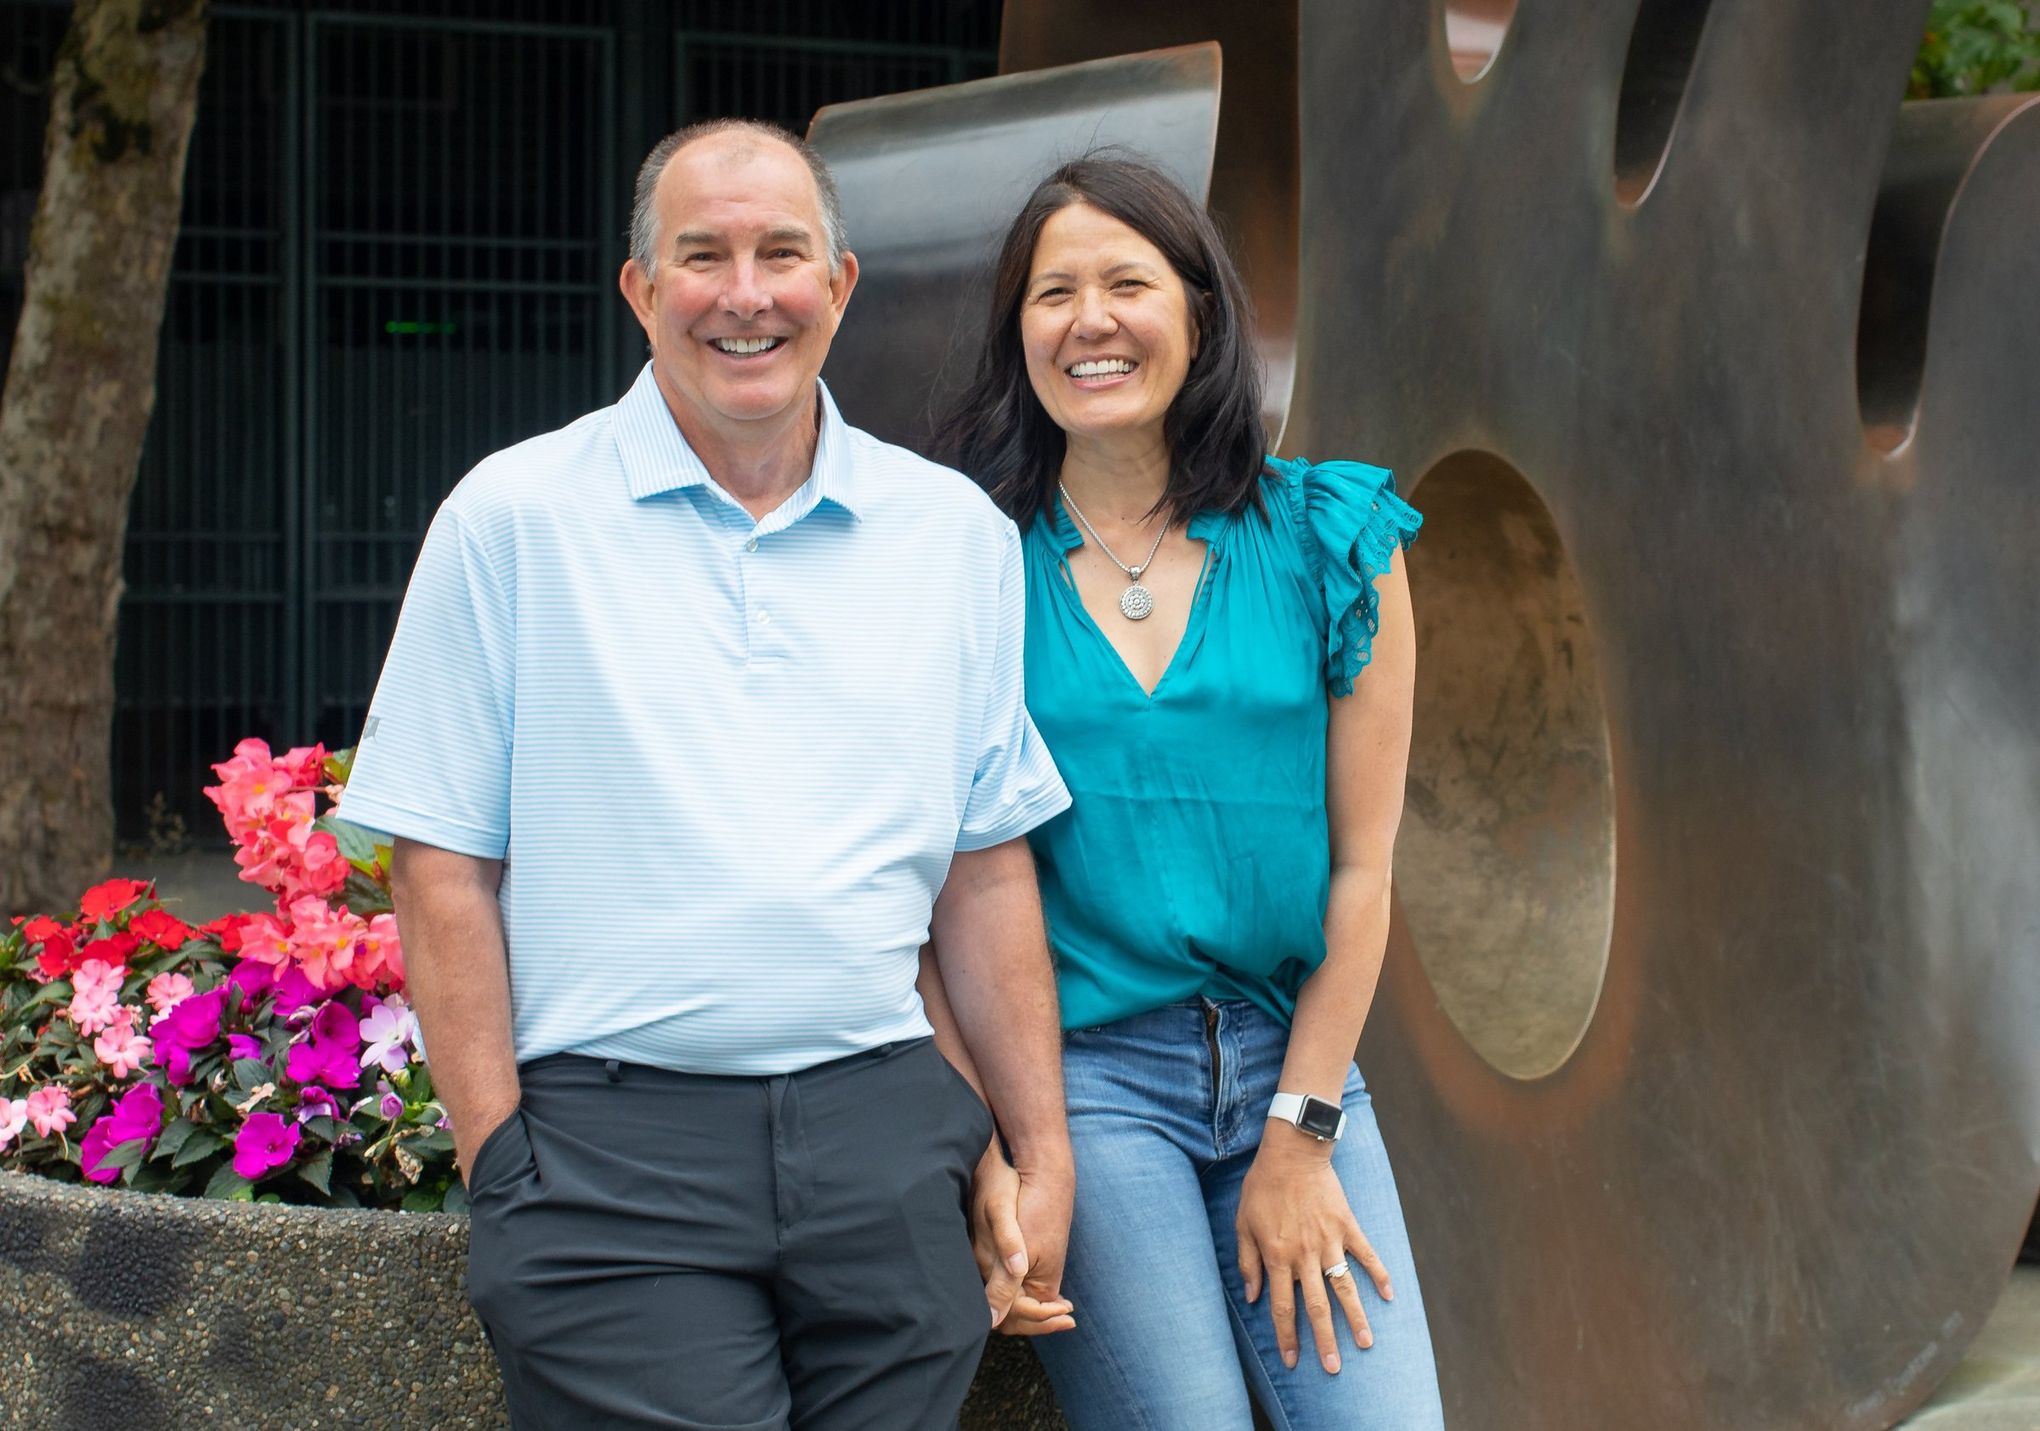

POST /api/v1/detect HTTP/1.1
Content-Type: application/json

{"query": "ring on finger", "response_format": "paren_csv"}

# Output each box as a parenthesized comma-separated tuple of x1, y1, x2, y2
(1323, 1261, 1352, 1281)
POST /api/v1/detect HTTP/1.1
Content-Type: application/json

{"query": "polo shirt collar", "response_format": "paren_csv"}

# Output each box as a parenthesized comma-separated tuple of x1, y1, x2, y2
(614, 362, 862, 518)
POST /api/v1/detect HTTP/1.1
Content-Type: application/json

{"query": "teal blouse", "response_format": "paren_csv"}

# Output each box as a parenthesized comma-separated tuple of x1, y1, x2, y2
(1021, 456, 1423, 1031)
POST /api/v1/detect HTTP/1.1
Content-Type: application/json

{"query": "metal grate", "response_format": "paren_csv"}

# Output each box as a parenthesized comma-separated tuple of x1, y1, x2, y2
(0, 0, 998, 842)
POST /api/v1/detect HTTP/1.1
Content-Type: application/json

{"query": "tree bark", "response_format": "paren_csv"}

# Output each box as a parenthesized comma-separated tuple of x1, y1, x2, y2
(0, 0, 208, 916)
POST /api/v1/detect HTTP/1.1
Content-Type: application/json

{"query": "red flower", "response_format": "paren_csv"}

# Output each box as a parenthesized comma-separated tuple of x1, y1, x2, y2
(127, 908, 193, 951)
(200, 912, 258, 953)
(69, 931, 141, 976)
(25, 916, 81, 979)
(79, 878, 152, 924)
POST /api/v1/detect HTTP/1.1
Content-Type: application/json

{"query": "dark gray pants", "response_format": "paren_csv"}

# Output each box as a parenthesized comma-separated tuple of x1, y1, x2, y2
(463, 1037, 995, 1430)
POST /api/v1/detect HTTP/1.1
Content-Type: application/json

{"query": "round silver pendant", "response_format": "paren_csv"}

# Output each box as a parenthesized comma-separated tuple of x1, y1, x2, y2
(1119, 583, 1155, 621)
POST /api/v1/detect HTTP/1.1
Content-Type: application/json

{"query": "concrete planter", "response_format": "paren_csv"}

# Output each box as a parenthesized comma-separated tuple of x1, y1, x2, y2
(0, 1171, 1061, 1428)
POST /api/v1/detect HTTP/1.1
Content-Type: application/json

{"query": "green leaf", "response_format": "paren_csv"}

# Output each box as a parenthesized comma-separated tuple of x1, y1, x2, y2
(171, 1129, 228, 1168)
(203, 1162, 256, 1201)
(18, 982, 72, 1015)
(154, 1118, 198, 1161)
(295, 1148, 334, 1196)
(401, 1185, 443, 1213)
(232, 1058, 271, 1092)
(320, 816, 382, 869)
(440, 1178, 471, 1215)
(101, 1141, 147, 1180)
(323, 747, 357, 785)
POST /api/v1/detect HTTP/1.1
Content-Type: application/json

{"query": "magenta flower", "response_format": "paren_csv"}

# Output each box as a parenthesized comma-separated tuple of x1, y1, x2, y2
(297, 1086, 339, 1123)
(24, 1086, 74, 1139)
(271, 967, 322, 1018)
(228, 1034, 262, 1062)
(284, 1001, 361, 1091)
(226, 957, 277, 1012)
(149, 987, 227, 1086)
(79, 1082, 164, 1184)
(232, 1111, 300, 1180)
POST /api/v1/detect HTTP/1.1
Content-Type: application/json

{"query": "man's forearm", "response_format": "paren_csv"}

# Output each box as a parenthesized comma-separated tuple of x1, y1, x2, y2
(928, 839, 1072, 1178)
(390, 838, 520, 1176)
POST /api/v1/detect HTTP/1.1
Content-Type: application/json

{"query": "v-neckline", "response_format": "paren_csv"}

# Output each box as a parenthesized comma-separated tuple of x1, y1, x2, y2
(1051, 498, 1221, 701)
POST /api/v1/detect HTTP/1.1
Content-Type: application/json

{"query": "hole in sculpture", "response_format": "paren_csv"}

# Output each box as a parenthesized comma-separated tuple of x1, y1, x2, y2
(1613, 0, 1716, 205)
(1397, 452, 1616, 1081)
(1444, 0, 1516, 83)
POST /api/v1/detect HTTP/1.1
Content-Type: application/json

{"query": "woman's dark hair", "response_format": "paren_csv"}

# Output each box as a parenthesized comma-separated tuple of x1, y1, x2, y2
(938, 153, 1267, 527)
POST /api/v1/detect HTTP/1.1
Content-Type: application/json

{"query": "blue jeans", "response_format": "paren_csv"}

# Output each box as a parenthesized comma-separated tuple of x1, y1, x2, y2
(1032, 999, 1444, 1430)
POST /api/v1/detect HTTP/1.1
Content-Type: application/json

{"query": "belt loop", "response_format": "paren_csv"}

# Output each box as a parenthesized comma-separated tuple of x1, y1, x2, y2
(604, 1059, 622, 1083)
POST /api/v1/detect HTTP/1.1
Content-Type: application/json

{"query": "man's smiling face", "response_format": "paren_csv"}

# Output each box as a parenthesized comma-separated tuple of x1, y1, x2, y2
(623, 134, 858, 447)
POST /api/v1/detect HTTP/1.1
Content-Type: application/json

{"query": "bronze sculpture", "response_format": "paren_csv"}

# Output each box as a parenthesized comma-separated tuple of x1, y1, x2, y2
(814, 2, 2040, 1425)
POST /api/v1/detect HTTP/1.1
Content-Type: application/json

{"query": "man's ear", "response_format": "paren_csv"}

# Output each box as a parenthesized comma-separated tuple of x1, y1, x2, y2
(830, 248, 860, 319)
(619, 258, 657, 344)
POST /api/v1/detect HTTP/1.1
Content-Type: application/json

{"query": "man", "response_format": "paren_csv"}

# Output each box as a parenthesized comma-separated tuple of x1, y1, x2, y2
(338, 119, 1075, 1429)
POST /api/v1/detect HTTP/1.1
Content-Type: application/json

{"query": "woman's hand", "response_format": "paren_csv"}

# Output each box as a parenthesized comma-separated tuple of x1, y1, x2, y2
(1236, 1124, 1394, 1373)
(972, 1146, 1077, 1335)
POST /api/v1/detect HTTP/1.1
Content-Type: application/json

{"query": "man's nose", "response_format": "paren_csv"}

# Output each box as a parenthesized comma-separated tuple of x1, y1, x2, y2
(720, 257, 772, 319)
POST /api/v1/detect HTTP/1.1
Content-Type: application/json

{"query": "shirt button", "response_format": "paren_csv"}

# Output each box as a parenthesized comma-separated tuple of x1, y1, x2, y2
(745, 538, 758, 553)
(755, 609, 771, 624)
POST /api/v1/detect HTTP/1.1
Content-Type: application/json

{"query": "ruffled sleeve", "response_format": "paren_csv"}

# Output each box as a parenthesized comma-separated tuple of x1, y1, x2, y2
(1269, 455, 1423, 697)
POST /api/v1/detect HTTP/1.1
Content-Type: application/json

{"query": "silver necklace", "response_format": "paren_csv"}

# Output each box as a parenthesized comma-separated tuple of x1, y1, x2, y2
(1058, 483, 1168, 621)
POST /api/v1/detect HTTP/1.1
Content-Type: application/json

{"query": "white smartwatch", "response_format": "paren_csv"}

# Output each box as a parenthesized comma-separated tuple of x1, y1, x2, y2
(1267, 1091, 1347, 1143)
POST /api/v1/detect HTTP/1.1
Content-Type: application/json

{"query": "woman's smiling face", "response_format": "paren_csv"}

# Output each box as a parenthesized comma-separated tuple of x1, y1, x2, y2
(1019, 202, 1198, 451)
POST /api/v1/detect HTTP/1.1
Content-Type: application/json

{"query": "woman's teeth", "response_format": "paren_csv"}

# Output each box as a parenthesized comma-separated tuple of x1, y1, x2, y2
(1068, 359, 1135, 378)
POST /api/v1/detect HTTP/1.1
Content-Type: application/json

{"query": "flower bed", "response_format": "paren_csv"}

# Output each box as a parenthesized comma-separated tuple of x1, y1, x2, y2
(1, 742, 457, 1212)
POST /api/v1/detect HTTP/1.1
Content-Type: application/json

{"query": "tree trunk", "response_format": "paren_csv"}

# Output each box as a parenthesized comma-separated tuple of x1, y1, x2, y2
(0, 0, 208, 916)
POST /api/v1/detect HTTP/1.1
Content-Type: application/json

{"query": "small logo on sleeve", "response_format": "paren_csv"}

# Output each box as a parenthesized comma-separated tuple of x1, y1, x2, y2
(362, 715, 381, 741)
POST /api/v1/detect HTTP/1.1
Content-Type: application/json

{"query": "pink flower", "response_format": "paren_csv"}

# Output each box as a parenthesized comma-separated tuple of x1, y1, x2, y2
(24, 1086, 75, 1138)
(0, 1099, 28, 1151)
(146, 972, 195, 1014)
(232, 1111, 300, 1180)
(285, 897, 368, 991)
(297, 1086, 339, 1123)
(377, 1084, 405, 1121)
(93, 1015, 153, 1078)
(65, 959, 125, 1035)
(357, 913, 405, 994)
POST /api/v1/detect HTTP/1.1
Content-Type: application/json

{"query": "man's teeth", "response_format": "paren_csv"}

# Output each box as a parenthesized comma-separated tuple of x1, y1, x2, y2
(713, 337, 782, 354)
(1069, 359, 1134, 378)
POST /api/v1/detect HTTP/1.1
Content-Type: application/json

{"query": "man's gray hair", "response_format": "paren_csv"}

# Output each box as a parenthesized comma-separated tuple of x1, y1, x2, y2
(629, 120, 848, 278)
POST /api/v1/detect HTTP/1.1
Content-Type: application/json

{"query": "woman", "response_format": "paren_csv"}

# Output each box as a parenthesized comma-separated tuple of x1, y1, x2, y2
(920, 155, 1444, 1429)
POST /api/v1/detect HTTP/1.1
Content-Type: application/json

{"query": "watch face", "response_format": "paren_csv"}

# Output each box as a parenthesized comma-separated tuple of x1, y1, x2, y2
(1297, 1096, 1343, 1139)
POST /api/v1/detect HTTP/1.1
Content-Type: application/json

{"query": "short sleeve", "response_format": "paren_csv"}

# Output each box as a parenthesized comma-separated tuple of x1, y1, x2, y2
(335, 501, 516, 858)
(956, 520, 1072, 851)
(1272, 455, 1423, 698)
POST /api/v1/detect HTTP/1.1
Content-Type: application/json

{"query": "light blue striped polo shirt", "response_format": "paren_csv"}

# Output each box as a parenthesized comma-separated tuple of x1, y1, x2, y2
(337, 364, 1070, 1075)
